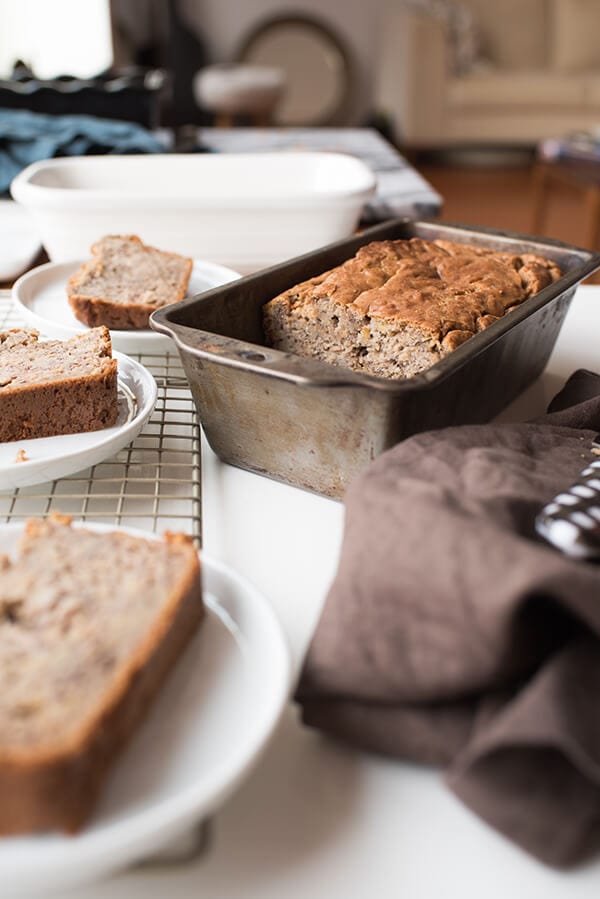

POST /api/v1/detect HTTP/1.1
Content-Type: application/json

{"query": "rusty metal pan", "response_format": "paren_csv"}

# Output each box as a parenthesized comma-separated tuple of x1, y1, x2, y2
(151, 219, 600, 498)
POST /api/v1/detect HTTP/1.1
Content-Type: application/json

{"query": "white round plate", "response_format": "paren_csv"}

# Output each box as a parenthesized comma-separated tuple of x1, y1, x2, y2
(0, 522, 291, 896)
(0, 352, 157, 491)
(12, 258, 241, 354)
(0, 201, 41, 281)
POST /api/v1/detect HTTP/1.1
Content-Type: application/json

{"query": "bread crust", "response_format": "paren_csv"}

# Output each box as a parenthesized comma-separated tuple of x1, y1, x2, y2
(67, 235, 193, 330)
(0, 520, 203, 834)
(67, 294, 161, 330)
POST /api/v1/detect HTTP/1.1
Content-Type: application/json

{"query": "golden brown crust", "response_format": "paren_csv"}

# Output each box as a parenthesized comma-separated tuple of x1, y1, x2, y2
(266, 238, 562, 346)
(24, 513, 72, 536)
(0, 521, 203, 834)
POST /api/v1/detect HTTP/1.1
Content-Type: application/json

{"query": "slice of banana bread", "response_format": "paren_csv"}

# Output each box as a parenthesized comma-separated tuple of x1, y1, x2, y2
(67, 235, 193, 330)
(0, 327, 118, 442)
(0, 515, 203, 834)
(263, 238, 563, 380)
(0, 329, 39, 350)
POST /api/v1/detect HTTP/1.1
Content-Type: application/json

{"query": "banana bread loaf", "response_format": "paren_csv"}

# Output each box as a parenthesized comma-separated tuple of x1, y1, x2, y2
(263, 238, 562, 380)
(0, 327, 118, 442)
(0, 515, 203, 834)
(67, 235, 193, 330)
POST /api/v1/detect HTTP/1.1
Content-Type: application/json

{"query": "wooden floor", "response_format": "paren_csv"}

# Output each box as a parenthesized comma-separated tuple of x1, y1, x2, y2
(417, 162, 583, 242)
(416, 162, 599, 274)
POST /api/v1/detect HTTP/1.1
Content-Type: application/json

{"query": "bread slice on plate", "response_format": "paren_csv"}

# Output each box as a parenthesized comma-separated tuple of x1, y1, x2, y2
(0, 326, 118, 442)
(0, 515, 203, 834)
(67, 235, 193, 330)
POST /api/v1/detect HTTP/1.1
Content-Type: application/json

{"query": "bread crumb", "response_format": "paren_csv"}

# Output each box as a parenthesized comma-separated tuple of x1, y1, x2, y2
(14, 449, 29, 464)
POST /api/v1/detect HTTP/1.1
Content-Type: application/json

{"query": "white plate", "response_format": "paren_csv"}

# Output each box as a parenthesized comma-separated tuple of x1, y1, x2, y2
(0, 201, 41, 281)
(12, 258, 241, 354)
(0, 522, 291, 896)
(0, 352, 157, 491)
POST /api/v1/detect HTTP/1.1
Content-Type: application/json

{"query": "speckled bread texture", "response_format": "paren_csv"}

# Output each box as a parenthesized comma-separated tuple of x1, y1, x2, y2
(0, 327, 118, 442)
(0, 515, 204, 834)
(67, 235, 193, 330)
(263, 238, 563, 380)
(0, 329, 39, 350)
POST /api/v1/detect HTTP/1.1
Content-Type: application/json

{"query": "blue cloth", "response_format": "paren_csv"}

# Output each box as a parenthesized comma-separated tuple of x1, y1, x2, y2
(0, 108, 163, 193)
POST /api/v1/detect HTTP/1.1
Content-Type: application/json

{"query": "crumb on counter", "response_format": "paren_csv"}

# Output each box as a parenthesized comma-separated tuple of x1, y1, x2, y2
(14, 449, 29, 463)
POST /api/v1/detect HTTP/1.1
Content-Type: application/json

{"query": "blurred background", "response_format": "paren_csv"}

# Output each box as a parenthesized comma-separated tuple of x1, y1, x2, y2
(1, 0, 599, 253)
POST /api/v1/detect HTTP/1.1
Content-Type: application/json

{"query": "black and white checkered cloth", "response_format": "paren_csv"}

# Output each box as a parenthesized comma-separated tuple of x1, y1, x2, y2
(196, 127, 442, 223)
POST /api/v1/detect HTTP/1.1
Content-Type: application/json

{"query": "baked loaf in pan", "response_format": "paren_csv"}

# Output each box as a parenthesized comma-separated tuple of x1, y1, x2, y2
(67, 235, 193, 330)
(263, 238, 563, 380)
(0, 515, 203, 834)
(0, 327, 118, 442)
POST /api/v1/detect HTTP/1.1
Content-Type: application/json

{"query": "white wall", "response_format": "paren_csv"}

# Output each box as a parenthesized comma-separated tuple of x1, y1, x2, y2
(0, 0, 113, 78)
(179, 0, 385, 123)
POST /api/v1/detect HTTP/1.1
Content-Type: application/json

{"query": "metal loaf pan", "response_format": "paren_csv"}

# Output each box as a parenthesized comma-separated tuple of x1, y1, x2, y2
(151, 219, 600, 499)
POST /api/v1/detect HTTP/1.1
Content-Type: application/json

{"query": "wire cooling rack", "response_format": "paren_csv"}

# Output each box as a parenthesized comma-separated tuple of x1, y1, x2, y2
(0, 293, 202, 544)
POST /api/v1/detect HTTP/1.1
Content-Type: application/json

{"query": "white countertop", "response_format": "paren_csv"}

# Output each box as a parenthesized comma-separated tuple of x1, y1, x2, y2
(36, 285, 600, 898)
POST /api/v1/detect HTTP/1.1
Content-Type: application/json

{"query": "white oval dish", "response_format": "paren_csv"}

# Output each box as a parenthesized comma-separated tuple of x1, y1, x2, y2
(0, 352, 157, 491)
(10, 153, 376, 273)
(12, 258, 241, 355)
(0, 521, 291, 896)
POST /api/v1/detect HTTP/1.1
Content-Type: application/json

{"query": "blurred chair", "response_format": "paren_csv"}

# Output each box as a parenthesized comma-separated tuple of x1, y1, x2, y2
(531, 158, 600, 249)
(376, 0, 600, 149)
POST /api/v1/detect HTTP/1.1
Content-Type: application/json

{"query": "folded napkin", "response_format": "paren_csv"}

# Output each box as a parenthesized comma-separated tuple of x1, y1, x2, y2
(0, 108, 163, 193)
(297, 369, 600, 868)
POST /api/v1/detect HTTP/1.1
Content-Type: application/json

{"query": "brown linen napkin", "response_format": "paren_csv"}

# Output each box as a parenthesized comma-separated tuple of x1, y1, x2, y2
(297, 369, 600, 868)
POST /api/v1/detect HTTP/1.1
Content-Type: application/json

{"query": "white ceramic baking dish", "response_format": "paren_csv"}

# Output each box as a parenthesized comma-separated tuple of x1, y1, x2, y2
(11, 152, 376, 272)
